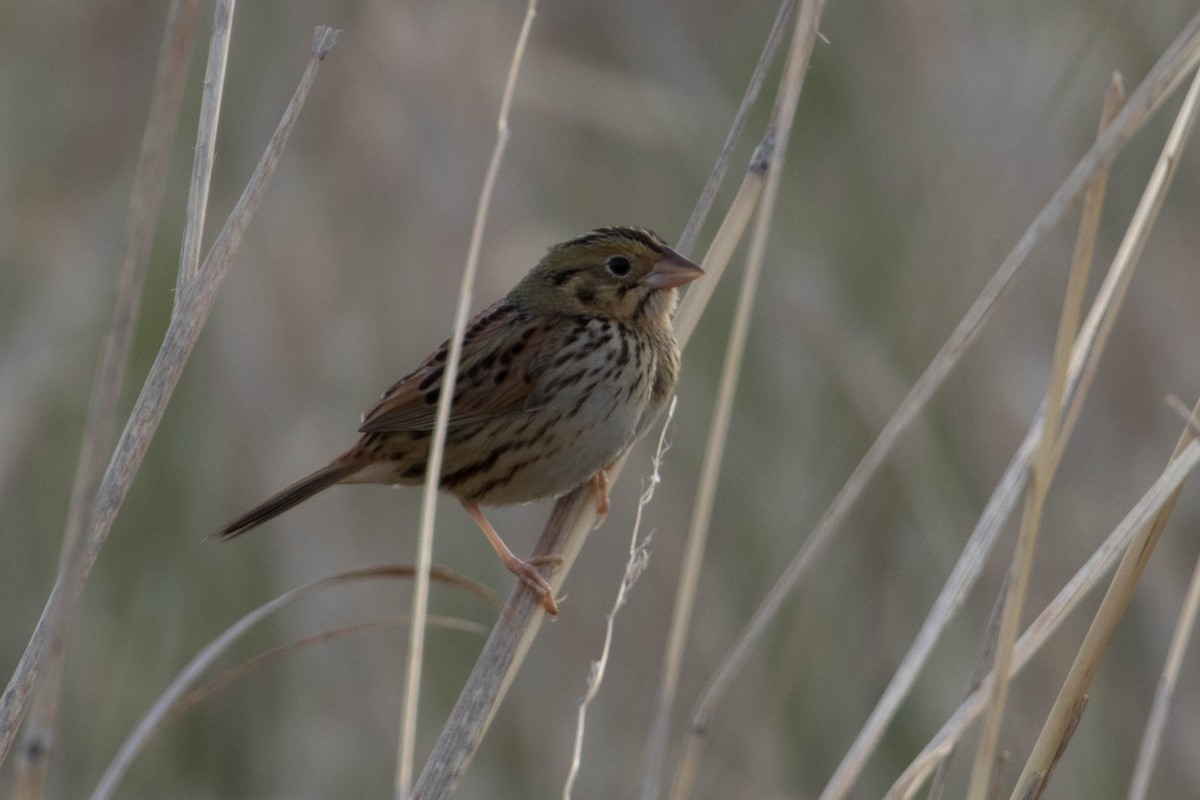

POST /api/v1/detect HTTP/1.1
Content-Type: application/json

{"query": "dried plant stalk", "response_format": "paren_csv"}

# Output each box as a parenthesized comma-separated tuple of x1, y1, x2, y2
(14, 3, 202, 796)
(0, 25, 340, 769)
(1127, 545, 1200, 800)
(1008, 75, 1200, 800)
(395, 2, 539, 797)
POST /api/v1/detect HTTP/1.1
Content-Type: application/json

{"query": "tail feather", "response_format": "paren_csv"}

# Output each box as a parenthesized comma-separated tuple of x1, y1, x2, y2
(212, 461, 360, 540)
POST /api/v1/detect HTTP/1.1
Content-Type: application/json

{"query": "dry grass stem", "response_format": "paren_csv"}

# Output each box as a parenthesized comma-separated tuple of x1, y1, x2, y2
(0, 25, 339, 768)
(965, 72, 1136, 800)
(639, 139, 769, 800)
(1127, 550, 1200, 799)
(563, 399, 674, 799)
(15, 2, 202, 795)
(92, 564, 491, 800)
(176, 0, 234, 300)
(1007, 67, 1200, 800)
(824, 70, 1127, 800)
(667, 4, 827, 799)
(886, 436, 1200, 798)
(396, 3, 539, 797)
(675, 0, 795, 257)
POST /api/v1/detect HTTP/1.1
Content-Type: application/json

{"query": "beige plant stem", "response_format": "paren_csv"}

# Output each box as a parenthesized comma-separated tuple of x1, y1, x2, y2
(0, 25, 340, 769)
(902, 59, 1200, 799)
(394, 3, 538, 798)
(1127, 547, 1200, 799)
(652, 10, 827, 800)
(964, 73, 1141, 800)
(886, 436, 1200, 800)
(176, 0, 235, 301)
(675, 0, 795, 257)
(674, 13, 1200, 799)
(91, 565, 492, 800)
(1006, 82, 1200, 800)
(824, 70, 1126, 800)
(639, 148, 767, 800)
(14, 2, 202, 796)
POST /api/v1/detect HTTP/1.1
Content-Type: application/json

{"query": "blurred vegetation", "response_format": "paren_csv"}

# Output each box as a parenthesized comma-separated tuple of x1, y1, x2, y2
(2, 1, 1200, 797)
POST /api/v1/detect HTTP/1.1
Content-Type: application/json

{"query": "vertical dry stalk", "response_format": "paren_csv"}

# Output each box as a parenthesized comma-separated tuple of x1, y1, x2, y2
(0, 25, 340, 769)
(1127, 546, 1200, 799)
(394, 3, 539, 797)
(963, 72, 1147, 800)
(637, 5, 801, 781)
(666, 4, 827, 799)
(639, 142, 769, 800)
(824, 69, 1127, 800)
(675, 0, 796, 258)
(176, 0, 235, 300)
(14, 2, 202, 796)
(1008, 67, 1200, 800)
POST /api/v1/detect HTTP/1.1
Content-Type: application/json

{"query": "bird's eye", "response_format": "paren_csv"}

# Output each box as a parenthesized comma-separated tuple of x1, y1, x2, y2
(605, 255, 632, 277)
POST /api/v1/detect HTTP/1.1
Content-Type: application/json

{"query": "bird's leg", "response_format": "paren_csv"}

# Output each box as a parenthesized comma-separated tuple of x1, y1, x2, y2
(590, 469, 610, 529)
(462, 501, 559, 616)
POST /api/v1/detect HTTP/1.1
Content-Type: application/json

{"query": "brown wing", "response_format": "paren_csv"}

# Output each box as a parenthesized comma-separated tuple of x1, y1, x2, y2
(358, 300, 544, 434)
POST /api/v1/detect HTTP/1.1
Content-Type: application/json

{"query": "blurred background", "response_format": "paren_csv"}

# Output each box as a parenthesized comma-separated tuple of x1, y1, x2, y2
(3, 1, 1200, 797)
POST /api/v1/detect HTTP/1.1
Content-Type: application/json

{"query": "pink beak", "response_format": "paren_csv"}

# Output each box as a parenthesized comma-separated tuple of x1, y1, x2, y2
(642, 247, 704, 290)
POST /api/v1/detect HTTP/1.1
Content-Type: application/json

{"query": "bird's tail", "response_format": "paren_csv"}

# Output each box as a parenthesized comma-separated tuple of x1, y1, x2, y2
(212, 461, 360, 540)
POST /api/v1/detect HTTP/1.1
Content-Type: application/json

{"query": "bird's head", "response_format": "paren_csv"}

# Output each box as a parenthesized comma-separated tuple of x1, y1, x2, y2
(510, 226, 703, 326)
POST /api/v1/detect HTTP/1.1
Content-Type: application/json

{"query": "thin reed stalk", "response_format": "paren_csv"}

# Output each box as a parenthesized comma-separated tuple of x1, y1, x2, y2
(1127, 542, 1200, 799)
(395, 2, 539, 797)
(0, 24, 340, 769)
(14, 3, 202, 796)
(1007, 69, 1200, 800)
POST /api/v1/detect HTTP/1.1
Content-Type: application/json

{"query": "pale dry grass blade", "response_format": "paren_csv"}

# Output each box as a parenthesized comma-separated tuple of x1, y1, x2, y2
(395, 3, 539, 798)
(824, 71, 1127, 800)
(563, 399, 674, 799)
(0, 26, 340, 767)
(14, 2, 202, 795)
(1127, 546, 1200, 799)
(675, 0, 795, 257)
(666, 4, 827, 800)
(885, 436, 1200, 799)
(640, 140, 769, 800)
(91, 565, 494, 800)
(176, 0, 234, 299)
(1006, 66, 1200, 800)
(965, 72, 1144, 800)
